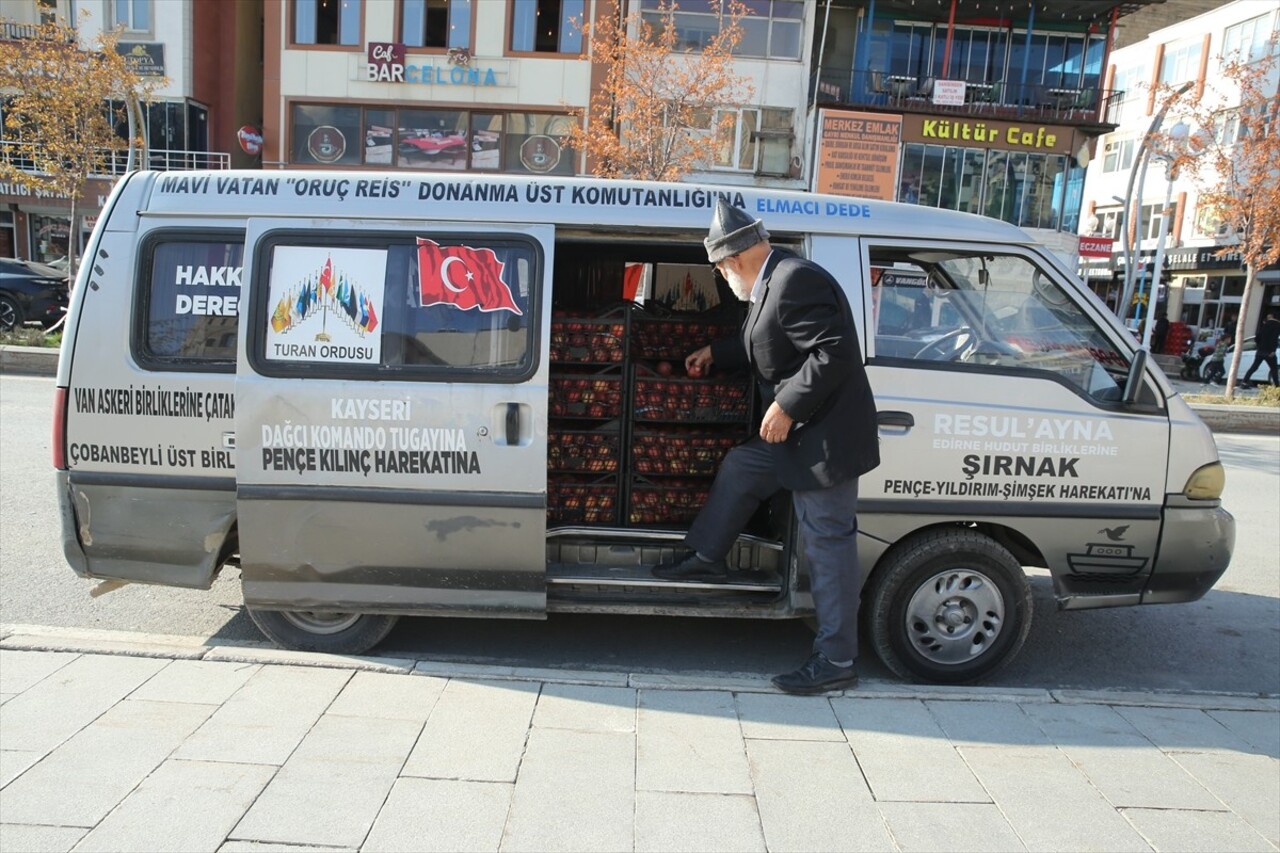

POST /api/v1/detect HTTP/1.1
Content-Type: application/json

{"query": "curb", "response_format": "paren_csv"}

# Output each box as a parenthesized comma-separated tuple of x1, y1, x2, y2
(4, 345, 1275, 432)
(3, 623, 1277, 712)
(0, 344, 59, 375)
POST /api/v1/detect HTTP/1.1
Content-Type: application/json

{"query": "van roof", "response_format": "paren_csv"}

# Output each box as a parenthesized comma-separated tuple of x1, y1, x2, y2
(134, 170, 1035, 246)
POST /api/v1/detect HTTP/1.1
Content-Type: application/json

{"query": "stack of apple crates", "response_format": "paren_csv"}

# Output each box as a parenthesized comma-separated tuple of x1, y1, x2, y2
(547, 304, 750, 528)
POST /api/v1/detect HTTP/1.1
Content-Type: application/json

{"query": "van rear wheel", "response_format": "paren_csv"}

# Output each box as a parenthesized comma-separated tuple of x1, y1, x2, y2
(868, 530, 1032, 684)
(246, 607, 399, 655)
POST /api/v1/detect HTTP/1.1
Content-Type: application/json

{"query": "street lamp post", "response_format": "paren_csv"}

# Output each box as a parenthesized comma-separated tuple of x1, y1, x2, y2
(1139, 121, 1192, 352)
(1118, 82, 1193, 341)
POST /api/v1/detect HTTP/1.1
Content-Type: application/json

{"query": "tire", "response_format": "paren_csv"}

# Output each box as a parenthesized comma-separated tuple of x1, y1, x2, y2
(0, 294, 23, 332)
(246, 607, 400, 655)
(868, 530, 1033, 684)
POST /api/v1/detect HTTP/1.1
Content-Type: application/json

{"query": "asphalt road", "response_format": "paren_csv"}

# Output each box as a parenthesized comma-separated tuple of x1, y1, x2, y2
(2, 372, 1276, 694)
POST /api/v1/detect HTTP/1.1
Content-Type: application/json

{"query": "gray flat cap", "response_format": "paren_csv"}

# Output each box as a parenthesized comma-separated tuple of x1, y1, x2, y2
(704, 198, 769, 263)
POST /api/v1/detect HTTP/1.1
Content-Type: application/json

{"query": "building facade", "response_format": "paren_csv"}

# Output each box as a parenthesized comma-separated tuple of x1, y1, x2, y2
(1076, 0, 1280, 350)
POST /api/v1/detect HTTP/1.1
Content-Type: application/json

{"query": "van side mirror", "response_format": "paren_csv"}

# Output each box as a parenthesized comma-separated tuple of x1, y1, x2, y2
(1122, 349, 1148, 405)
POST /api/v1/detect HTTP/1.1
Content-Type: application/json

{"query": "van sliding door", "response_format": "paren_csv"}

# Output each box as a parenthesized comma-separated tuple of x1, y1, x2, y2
(233, 219, 551, 616)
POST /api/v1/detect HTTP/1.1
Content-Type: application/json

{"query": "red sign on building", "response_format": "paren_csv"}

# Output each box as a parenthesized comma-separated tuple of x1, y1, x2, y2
(1078, 236, 1114, 258)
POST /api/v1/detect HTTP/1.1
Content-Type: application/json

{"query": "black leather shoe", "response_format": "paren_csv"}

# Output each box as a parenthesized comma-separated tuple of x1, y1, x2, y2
(771, 653, 858, 695)
(652, 552, 728, 582)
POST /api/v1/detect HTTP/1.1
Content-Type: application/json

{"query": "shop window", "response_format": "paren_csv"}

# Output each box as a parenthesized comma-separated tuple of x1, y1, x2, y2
(138, 236, 244, 368)
(112, 0, 150, 32)
(868, 248, 1133, 403)
(255, 234, 537, 379)
(294, 0, 361, 46)
(398, 109, 469, 171)
(364, 109, 396, 166)
(510, 0, 584, 54)
(292, 104, 573, 173)
(503, 113, 575, 175)
(292, 104, 362, 165)
(401, 0, 471, 49)
(901, 143, 1071, 232)
(470, 113, 503, 170)
(30, 214, 72, 266)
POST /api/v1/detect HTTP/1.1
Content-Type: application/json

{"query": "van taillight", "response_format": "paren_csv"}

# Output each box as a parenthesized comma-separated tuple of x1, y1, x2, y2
(53, 386, 67, 470)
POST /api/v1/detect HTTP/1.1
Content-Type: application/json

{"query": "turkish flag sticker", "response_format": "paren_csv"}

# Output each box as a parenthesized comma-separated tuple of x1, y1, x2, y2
(417, 238, 522, 315)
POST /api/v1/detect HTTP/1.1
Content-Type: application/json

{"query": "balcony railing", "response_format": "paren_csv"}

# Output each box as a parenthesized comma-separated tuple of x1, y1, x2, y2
(814, 69, 1124, 126)
(1, 141, 231, 178)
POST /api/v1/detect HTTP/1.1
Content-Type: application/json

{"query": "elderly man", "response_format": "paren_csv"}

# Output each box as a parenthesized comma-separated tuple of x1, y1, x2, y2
(653, 199, 880, 694)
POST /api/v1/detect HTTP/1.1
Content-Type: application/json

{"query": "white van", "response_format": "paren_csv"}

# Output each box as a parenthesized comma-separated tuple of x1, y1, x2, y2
(54, 170, 1234, 683)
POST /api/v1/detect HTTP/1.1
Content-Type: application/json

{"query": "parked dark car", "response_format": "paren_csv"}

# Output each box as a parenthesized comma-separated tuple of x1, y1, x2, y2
(0, 259, 70, 330)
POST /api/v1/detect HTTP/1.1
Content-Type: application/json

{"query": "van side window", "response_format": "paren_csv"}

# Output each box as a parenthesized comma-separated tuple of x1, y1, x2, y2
(139, 238, 244, 367)
(256, 235, 535, 377)
(869, 248, 1135, 403)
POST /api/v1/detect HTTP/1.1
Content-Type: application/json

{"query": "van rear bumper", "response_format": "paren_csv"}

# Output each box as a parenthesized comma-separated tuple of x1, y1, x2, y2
(57, 470, 236, 589)
(1142, 505, 1235, 604)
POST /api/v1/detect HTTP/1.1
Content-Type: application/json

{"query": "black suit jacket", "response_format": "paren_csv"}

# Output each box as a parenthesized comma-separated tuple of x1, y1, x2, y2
(711, 248, 880, 490)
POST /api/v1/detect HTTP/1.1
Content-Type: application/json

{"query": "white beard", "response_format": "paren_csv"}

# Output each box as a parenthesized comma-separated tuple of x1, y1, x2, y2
(725, 266, 752, 302)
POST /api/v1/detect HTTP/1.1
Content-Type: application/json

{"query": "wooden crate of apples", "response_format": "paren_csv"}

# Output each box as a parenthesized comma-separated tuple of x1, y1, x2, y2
(548, 477, 618, 525)
(548, 430, 620, 473)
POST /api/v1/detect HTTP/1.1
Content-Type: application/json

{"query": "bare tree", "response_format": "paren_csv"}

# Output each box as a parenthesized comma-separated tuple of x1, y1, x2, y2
(1162, 43, 1279, 397)
(0, 14, 162, 279)
(568, 0, 753, 181)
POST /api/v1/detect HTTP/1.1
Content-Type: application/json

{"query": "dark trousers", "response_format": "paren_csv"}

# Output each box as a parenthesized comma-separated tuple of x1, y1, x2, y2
(684, 438, 863, 663)
(1243, 349, 1278, 385)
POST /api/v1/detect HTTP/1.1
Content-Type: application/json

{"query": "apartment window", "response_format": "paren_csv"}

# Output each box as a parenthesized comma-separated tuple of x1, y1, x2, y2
(294, 0, 362, 46)
(1223, 12, 1278, 64)
(1109, 64, 1144, 124)
(1093, 208, 1121, 239)
(510, 0, 584, 54)
(1159, 38, 1202, 85)
(401, 0, 471, 49)
(639, 0, 802, 60)
(710, 107, 793, 173)
(1139, 202, 1165, 240)
(112, 0, 150, 32)
(1102, 138, 1135, 173)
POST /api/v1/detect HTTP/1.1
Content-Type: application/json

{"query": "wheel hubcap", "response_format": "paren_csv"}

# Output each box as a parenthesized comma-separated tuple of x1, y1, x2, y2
(279, 610, 361, 634)
(906, 570, 1005, 665)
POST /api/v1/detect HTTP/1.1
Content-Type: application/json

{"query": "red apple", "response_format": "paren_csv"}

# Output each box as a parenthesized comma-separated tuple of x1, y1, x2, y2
(656, 360, 673, 376)
(687, 363, 704, 379)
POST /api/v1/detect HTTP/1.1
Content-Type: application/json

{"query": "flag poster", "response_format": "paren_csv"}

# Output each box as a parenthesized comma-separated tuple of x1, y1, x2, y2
(265, 246, 387, 364)
(417, 238, 522, 315)
(653, 264, 719, 312)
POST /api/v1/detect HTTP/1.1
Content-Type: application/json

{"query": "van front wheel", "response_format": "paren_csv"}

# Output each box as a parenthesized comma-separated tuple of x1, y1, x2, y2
(246, 608, 399, 655)
(868, 531, 1032, 684)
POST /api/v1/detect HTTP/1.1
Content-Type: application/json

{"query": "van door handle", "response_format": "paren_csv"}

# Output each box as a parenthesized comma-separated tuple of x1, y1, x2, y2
(505, 402, 521, 446)
(877, 411, 914, 429)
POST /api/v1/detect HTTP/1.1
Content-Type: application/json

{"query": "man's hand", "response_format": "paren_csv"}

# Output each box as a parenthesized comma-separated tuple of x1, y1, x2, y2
(685, 345, 714, 377)
(759, 401, 794, 444)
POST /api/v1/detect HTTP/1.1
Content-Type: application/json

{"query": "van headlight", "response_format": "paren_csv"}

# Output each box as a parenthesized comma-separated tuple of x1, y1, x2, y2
(1182, 462, 1225, 500)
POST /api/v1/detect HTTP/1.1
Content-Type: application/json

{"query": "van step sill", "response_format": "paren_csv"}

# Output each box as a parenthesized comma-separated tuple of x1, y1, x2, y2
(547, 563, 782, 593)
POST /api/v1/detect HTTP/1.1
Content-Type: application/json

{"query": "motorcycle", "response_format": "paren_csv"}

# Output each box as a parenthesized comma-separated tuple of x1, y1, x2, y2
(1201, 345, 1228, 385)
(1181, 343, 1215, 380)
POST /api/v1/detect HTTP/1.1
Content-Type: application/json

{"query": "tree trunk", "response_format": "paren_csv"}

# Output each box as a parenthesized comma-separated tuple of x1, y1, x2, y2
(1223, 261, 1256, 399)
(67, 195, 78, 284)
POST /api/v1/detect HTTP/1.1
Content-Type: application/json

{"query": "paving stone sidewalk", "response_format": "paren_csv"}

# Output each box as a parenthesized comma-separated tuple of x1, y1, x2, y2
(0, 626, 1277, 853)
